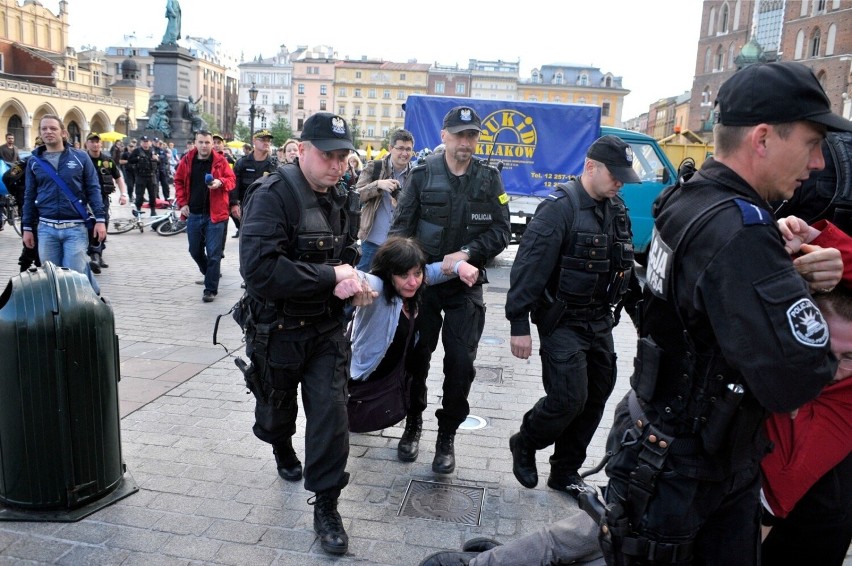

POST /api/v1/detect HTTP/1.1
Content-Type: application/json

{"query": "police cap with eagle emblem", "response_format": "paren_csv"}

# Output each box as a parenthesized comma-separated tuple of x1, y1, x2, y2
(300, 112, 355, 152)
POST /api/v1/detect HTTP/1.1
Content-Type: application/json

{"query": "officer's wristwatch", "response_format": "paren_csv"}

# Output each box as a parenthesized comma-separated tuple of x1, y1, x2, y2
(460, 246, 471, 257)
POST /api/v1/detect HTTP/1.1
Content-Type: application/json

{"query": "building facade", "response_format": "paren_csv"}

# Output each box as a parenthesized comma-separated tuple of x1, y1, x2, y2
(517, 64, 629, 127)
(0, 0, 134, 147)
(335, 59, 429, 150)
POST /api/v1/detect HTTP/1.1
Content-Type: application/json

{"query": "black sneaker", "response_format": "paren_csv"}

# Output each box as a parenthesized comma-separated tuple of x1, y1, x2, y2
(202, 291, 215, 303)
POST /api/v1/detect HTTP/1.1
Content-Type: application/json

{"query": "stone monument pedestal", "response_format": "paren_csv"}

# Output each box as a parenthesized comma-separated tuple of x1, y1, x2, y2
(127, 44, 201, 149)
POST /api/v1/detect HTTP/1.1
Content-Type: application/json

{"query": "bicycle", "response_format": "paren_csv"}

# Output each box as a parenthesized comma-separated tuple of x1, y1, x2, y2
(0, 193, 21, 236)
(107, 199, 186, 236)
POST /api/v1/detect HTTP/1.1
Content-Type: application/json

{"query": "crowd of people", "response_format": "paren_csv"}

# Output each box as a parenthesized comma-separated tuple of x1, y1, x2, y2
(4, 60, 852, 564)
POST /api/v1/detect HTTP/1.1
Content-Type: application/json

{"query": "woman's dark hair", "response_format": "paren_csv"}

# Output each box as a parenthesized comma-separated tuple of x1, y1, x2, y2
(371, 237, 427, 311)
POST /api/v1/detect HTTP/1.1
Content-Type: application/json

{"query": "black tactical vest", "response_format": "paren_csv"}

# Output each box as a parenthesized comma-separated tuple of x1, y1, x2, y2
(92, 152, 116, 194)
(414, 155, 498, 262)
(554, 180, 634, 308)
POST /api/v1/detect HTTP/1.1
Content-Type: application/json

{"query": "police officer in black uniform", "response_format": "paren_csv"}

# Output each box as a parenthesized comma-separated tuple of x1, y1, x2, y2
(505, 135, 640, 497)
(599, 62, 852, 565)
(128, 135, 160, 216)
(155, 138, 171, 201)
(389, 106, 511, 474)
(238, 113, 374, 556)
(84, 133, 128, 273)
(231, 129, 277, 238)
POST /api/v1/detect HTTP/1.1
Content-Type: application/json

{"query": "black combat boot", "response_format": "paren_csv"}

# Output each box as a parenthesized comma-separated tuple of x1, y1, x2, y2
(432, 431, 456, 474)
(398, 414, 423, 462)
(273, 439, 303, 481)
(310, 476, 349, 556)
(547, 464, 591, 500)
(88, 253, 101, 274)
(98, 255, 109, 268)
(509, 432, 538, 488)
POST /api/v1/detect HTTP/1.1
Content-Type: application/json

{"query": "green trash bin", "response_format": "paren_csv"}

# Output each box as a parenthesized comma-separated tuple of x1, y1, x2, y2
(0, 262, 137, 521)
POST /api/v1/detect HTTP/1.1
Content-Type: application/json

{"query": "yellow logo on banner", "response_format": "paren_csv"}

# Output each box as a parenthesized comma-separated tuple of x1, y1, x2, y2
(478, 109, 538, 165)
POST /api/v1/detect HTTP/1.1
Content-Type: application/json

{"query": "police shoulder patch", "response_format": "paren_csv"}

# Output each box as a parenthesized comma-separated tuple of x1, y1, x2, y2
(498, 192, 509, 205)
(787, 298, 829, 347)
(733, 198, 773, 226)
(545, 191, 567, 201)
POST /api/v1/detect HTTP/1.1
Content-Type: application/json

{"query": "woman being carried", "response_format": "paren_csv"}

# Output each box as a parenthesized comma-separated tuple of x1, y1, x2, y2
(348, 236, 478, 462)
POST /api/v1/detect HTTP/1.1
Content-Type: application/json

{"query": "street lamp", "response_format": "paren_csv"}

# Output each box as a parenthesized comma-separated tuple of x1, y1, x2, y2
(248, 83, 258, 140)
(124, 105, 131, 137)
(351, 117, 359, 147)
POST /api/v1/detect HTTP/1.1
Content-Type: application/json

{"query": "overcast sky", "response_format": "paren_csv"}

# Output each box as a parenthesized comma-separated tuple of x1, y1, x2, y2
(48, 0, 705, 119)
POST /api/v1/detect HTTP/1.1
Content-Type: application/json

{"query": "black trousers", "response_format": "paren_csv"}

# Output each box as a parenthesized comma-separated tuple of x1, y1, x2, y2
(158, 168, 170, 200)
(520, 317, 616, 472)
(135, 175, 158, 214)
(88, 197, 110, 256)
(407, 279, 485, 432)
(762, 452, 852, 565)
(249, 324, 350, 495)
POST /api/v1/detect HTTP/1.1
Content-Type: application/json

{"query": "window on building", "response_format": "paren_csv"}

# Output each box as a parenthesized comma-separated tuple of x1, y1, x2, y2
(355, 71, 361, 79)
(339, 87, 347, 96)
(578, 73, 589, 86)
(93, 70, 100, 86)
(367, 106, 376, 117)
(605, 76, 612, 87)
(278, 95, 286, 105)
(298, 118, 304, 130)
(728, 42, 735, 68)
(382, 107, 390, 117)
(815, 0, 826, 12)
(382, 127, 390, 137)
(400, 73, 406, 81)
(602, 102, 611, 117)
(320, 85, 327, 95)
(355, 88, 362, 97)
(554, 72, 564, 85)
(367, 127, 375, 137)
(298, 99, 304, 110)
(826, 23, 837, 55)
(368, 89, 376, 98)
(320, 100, 327, 111)
(68, 65, 76, 81)
(719, 3, 729, 33)
(338, 106, 345, 115)
(456, 83, 466, 95)
(811, 29, 821, 57)
(435, 81, 445, 94)
(115, 63, 121, 76)
(795, 29, 805, 59)
(715, 46, 724, 70)
(147, 64, 154, 76)
(397, 107, 405, 118)
(397, 90, 406, 100)
(354, 106, 361, 116)
(702, 86, 712, 106)
(298, 83, 305, 94)
(531, 69, 540, 83)
(383, 89, 391, 99)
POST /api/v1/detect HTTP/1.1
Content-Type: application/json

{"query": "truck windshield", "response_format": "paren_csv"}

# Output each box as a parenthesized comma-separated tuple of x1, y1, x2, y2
(627, 142, 670, 185)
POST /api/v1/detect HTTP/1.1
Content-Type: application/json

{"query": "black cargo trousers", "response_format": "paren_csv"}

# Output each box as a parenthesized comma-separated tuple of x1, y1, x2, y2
(247, 318, 350, 495)
(407, 278, 486, 433)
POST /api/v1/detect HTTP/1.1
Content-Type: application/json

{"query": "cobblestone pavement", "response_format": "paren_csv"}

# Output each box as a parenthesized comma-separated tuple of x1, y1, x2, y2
(0, 206, 848, 565)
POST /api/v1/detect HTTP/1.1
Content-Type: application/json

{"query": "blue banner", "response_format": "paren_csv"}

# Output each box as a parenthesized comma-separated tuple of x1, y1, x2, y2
(403, 94, 601, 196)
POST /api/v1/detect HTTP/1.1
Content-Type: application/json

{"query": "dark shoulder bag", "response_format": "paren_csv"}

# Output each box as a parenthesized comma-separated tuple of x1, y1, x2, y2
(347, 313, 415, 433)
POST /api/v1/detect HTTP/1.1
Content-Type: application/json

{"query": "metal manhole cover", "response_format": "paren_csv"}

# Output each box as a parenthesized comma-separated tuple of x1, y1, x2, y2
(398, 480, 484, 526)
(475, 365, 503, 383)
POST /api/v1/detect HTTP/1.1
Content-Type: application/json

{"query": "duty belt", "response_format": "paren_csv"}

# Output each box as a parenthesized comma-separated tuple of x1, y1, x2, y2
(627, 390, 701, 456)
